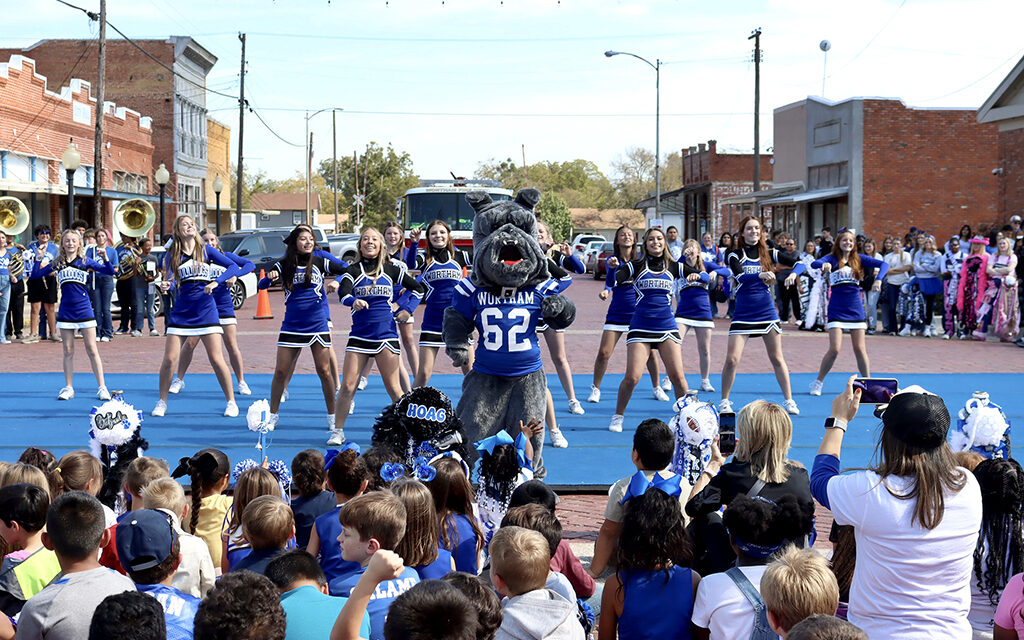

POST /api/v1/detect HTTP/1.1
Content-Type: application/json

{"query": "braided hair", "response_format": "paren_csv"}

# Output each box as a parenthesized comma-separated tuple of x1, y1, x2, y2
(972, 458, 1024, 605)
(477, 442, 520, 507)
(171, 449, 229, 535)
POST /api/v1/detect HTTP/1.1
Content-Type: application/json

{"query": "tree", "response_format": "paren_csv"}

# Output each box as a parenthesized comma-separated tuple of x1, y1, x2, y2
(229, 164, 275, 209)
(319, 142, 419, 232)
(475, 158, 618, 210)
(536, 192, 572, 242)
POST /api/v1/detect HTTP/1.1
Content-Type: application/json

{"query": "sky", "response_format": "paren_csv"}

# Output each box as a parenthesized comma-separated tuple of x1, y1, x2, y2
(6, 0, 1024, 185)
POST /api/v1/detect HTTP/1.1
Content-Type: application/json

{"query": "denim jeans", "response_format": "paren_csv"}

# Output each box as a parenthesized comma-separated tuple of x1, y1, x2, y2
(864, 289, 880, 330)
(89, 275, 115, 339)
(0, 279, 10, 341)
(133, 281, 155, 331)
(883, 282, 903, 333)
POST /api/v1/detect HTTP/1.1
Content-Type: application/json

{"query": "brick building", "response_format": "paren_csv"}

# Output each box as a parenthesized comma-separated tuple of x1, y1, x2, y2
(725, 96, 1000, 244)
(0, 55, 154, 242)
(979, 53, 1024, 220)
(0, 37, 217, 239)
(205, 117, 231, 233)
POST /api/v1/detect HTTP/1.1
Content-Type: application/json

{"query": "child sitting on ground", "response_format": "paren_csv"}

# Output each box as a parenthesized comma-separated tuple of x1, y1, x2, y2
(55, 451, 115, 526)
(429, 457, 484, 575)
(0, 483, 59, 616)
(140, 477, 216, 597)
(442, 572, 503, 640)
(170, 448, 232, 571)
(116, 508, 201, 638)
(490, 526, 584, 640)
(222, 466, 280, 573)
(501, 504, 576, 604)
(590, 418, 690, 577)
(384, 580, 479, 640)
(193, 571, 286, 640)
(761, 546, 840, 638)
(88, 591, 166, 640)
(392, 478, 454, 580)
(308, 448, 368, 585)
(289, 449, 336, 550)
(787, 615, 867, 640)
(265, 549, 371, 640)
(17, 492, 135, 640)
(230, 495, 294, 575)
(476, 421, 540, 549)
(122, 457, 170, 514)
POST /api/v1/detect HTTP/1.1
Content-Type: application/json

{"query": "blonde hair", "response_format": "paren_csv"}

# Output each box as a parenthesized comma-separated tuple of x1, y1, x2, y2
(735, 400, 794, 484)
(57, 229, 86, 268)
(140, 477, 187, 518)
(1, 463, 50, 497)
(489, 526, 550, 596)
(682, 238, 704, 270)
(169, 215, 206, 276)
(358, 227, 389, 277)
(124, 457, 170, 496)
(56, 450, 102, 495)
(241, 495, 294, 549)
(761, 546, 840, 632)
(227, 467, 280, 537)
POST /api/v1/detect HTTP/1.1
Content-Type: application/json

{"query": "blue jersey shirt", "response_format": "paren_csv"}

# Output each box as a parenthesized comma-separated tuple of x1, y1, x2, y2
(616, 257, 682, 332)
(209, 250, 254, 318)
(137, 583, 201, 640)
(811, 254, 888, 322)
(415, 249, 470, 334)
(617, 566, 694, 640)
(603, 256, 639, 326)
(330, 565, 421, 640)
(339, 260, 423, 341)
(313, 505, 361, 583)
(32, 257, 115, 323)
(260, 250, 346, 333)
(441, 513, 480, 574)
(728, 247, 805, 324)
(163, 246, 242, 329)
(450, 277, 561, 377)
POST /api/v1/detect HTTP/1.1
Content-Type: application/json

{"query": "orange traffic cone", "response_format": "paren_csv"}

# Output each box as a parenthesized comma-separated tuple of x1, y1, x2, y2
(254, 269, 274, 320)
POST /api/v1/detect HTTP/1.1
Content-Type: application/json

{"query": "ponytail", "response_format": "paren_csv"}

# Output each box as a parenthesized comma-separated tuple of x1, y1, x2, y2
(171, 449, 230, 535)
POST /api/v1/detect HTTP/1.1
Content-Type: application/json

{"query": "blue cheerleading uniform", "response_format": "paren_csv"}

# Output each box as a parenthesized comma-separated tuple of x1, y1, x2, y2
(728, 246, 806, 335)
(210, 251, 255, 325)
(603, 256, 638, 331)
(162, 246, 242, 336)
(260, 250, 348, 347)
(537, 253, 583, 334)
(31, 256, 116, 329)
(616, 255, 683, 344)
(675, 260, 731, 328)
(450, 276, 561, 377)
(811, 254, 889, 330)
(338, 259, 423, 354)
(617, 566, 695, 640)
(407, 248, 471, 347)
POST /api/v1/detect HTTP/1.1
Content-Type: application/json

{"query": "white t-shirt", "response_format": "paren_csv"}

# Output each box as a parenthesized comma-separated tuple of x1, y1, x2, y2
(691, 564, 772, 640)
(827, 469, 982, 639)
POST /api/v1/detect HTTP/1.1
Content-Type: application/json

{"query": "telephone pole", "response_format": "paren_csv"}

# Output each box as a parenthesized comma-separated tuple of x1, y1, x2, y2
(234, 32, 246, 231)
(749, 28, 762, 193)
(332, 110, 338, 232)
(93, 0, 106, 227)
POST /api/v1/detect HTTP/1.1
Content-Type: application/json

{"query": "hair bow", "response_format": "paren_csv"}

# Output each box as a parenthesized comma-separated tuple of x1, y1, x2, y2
(380, 462, 406, 483)
(474, 431, 531, 470)
(379, 457, 437, 483)
(428, 451, 471, 478)
(413, 456, 437, 482)
(325, 443, 361, 470)
(620, 470, 683, 505)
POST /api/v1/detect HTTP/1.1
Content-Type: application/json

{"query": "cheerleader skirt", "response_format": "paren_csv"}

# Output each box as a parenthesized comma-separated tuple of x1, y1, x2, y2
(166, 282, 223, 336)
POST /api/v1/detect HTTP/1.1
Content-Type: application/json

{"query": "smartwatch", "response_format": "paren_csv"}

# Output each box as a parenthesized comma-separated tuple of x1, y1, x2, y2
(824, 417, 848, 432)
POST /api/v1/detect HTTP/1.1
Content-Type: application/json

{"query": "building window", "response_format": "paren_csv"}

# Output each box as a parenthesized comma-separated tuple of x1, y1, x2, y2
(813, 120, 842, 147)
(176, 180, 204, 216)
(175, 97, 209, 161)
(808, 162, 848, 190)
(113, 171, 149, 194)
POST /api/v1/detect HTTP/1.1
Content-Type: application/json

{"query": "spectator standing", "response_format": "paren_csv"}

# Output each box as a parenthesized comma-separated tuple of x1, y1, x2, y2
(666, 226, 684, 262)
(776, 236, 802, 324)
(817, 227, 833, 258)
(85, 229, 117, 342)
(133, 238, 159, 337)
(882, 241, 913, 334)
(911, 236, 944, 337)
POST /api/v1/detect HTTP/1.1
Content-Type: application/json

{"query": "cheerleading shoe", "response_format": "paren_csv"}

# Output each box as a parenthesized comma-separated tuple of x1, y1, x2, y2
(152, 400, 167, 417)
(587, 385, 600, 403)
(609, 414, 624, 433)
(700, 378, 716, 393)
(57, 386, 74, 401)
(237, 381, 252, 396)
(327, 429, 346, 446)
(568, 399, 585, 415)
(169, 377, 185, 394)
(652, 386, 670, 402)
(549, 427, 569, 448)
(224, 401, 239, 418)
(97, 386, 111, 401)
(809, 380, 823, 396)
(718, 398, 734, 413)
(357, 376, 368, 390)
(784, 398, 800, 415)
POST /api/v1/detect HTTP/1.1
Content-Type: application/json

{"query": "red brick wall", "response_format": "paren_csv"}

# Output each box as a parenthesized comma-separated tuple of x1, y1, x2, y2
(682, 140, 773, 186)
(999, 127, 1024, 218)
(861, 100, 1000, 241)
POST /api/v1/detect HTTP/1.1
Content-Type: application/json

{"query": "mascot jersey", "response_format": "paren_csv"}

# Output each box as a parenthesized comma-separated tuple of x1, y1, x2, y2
(210, 251, 255, 319)
(811, 254, 889, 322)
(450, 276, 561, 377)
(615, 256, 682, 332)
(32, 257, 115, 323)
(603, 256, 638, 326)
(411, 248, 471, 335)
(675, 260, 731, 322)
(163, 247, 242, 331)
(728, 246, 804, 324)
(338, 259, 423, 341)
(260, 250, 348, 333)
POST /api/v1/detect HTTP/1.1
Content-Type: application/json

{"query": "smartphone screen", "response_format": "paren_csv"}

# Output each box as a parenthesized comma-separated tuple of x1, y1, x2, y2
(718, 412, 737, 457)
(853, 378, 899, 404)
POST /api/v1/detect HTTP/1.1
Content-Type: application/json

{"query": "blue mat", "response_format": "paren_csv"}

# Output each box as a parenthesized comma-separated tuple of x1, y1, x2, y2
(3, 372, 1020, 488)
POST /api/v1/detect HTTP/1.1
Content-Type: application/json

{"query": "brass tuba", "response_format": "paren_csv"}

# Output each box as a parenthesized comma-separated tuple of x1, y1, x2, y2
(0, 196, 29, 237)
(114, 198, 155, 238)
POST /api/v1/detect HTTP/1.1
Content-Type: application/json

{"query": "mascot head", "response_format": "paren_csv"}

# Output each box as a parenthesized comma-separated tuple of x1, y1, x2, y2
(467, 188, 549, 289)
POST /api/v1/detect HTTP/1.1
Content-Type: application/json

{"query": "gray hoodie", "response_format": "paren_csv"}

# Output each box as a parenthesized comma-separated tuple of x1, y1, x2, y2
(495, 588, 585, 640)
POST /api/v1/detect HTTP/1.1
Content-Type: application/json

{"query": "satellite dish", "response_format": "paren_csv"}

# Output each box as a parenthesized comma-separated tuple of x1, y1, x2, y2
(820, 40, 831, 52)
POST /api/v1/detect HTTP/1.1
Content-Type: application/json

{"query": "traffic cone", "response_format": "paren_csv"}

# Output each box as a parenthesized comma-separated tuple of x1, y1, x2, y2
(254, 269, 274, 320)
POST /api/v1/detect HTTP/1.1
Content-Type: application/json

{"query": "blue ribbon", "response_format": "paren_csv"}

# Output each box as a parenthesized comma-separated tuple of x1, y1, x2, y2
(474, 431, 531, 470)
(619, 470, 683, 505)
(380, 462, 406, 483)
(413, 456, 437, 482)
(325, 442, 361, 470)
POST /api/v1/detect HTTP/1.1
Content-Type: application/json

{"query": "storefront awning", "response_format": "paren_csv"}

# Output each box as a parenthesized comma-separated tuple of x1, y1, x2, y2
(759, 186, 849, 205)
(720, 181, 804, 205)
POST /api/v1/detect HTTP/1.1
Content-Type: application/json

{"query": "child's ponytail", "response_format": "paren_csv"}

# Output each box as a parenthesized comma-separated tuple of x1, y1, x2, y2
(171, 448, 229, 535)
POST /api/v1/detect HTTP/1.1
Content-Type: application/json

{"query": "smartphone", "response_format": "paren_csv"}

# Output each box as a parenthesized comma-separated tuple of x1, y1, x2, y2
(853, 378, 899, 404)
(718, 412, 737, 458)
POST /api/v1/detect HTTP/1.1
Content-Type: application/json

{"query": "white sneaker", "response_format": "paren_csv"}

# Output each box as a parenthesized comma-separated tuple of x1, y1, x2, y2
(568, 399, 585, 415)
(609, 414, 624, 432)
(57, 386, 74, 401)
(99, 336, 111, 343)
(169, 377, 184, 394)
(327, 429, 346, 446)
(660, 376, 673, 391)
(130, 330, 142, 338)
(357, 376, 368, 391)
(97, 386, 111, 401)
(923, 326, 932, 338)
(152, 400, 167, 417)
(785, 398, 800, 415)
(224, 401, 239, 418)
(942, 333, 951, 340)
(237, 381, 252, 396)
(700, 378, 716, 393)
(587, 385, 601, 403)
(149, 330, 160, 337)
(326, 414, 336, 431)
(266, 413, 279, 431)
(809, 380, 823, 396)
(718, 399, 734, 413)
(898, 325, 912, 337)
(549, 428, 569, 448)
(652, 386, 670, 402)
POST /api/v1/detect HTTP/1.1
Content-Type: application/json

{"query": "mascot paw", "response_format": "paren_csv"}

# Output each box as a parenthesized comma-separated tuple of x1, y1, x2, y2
(542, 294, 577, 330)
(447, 346, 470, 368)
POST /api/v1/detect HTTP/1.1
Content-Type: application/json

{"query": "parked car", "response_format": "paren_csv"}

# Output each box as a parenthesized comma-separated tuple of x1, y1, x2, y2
(581, 240, 607, 273)
(327, 233, 360, 263)
(571, 233, 605, 260)
(592, 242, 616, 279)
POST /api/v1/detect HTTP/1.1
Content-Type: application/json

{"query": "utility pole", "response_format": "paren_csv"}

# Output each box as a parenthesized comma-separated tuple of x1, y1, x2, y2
(353, 151, 359, 228)
(749, 28, 762, 193)
(235, 32, 246, 231)
(332, 110, 338, 232)
(93, 0, 106, 228)
(306, 131, 313, 226)
(521, 144, 528, 187)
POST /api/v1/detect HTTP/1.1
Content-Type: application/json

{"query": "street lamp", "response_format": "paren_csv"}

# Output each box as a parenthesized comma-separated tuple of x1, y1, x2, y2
(305, 108, 343, 230)
(62, 140, 81, 230)
(155, 163, 170, 241)
(213, 174, 224, 236)
(605, 50, 661, 224)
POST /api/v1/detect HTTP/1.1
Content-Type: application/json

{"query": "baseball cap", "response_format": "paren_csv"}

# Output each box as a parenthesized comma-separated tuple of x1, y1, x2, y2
(509, 480, 560, 512)
(878, 385, 950, 450)
(115, 509, 177, 571)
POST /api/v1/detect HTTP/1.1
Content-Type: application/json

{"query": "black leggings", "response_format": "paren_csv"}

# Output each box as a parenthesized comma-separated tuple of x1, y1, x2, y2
(922, 293, 937, 325)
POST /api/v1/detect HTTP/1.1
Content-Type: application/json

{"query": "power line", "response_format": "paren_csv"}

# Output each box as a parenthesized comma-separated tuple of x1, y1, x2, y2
(838, 0, 907, 72)
(915, 48, 1024, 103)
(246, 104, 303, 147)
(183, 30, 713, 44)
(206, 107, 767, 118)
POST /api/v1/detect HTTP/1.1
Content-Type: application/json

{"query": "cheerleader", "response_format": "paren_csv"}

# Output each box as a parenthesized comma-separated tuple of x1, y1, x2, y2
(333, 227, 425, 445)
(29, 229, 114, 400)
(153, 215, 242, 418)
(404, 220, 473, 387)
(259, 226, 349, 432)
(719, 216, 805, 415)
(384, 221, 416, 392)
(609, 228, 693, 433)
(589, 225, 664, 404)
(807, 229, 888, 395)
(676, 238, 731, 392)
(170, 228, 254, 397)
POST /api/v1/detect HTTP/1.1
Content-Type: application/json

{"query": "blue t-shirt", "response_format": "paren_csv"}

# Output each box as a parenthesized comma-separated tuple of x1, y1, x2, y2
(450, 277, 561, 377)
(441, 514, 480, 574)
(331, 565, 421, 640)
(281, 584, 371, 640)
(137, 583, 201, 640)
(230, 548, 285, 576)
(291, 491, 337, 549)
(413, 547, 453, 580)
(314, 505, 361, 583)
(617, 566, 694, 640)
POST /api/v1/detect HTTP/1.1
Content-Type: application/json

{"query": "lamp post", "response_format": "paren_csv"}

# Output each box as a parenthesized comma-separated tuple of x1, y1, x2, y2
(62, 140, 81, 230)
(155, 162, 169, 241)
(213, 174, 224, 235)
(305, 108, 343, 230)
(605, 50, 661, 224)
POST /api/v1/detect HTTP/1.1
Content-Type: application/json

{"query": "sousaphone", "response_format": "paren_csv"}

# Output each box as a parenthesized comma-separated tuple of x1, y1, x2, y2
(114, 198, 156, 238)
(0, 196, 29, 237)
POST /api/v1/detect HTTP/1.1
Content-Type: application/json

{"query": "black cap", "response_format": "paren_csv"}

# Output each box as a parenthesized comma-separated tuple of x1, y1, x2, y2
(509, 480, 559, 512)
(881, 386, 950, 450)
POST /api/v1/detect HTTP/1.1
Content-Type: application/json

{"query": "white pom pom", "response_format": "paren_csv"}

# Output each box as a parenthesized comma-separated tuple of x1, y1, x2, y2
(672, 399, 719, 446)
(89, 398, 142, 449)
(247, 399, 274, 433)
(969, 406, 1009, 448)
